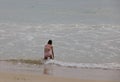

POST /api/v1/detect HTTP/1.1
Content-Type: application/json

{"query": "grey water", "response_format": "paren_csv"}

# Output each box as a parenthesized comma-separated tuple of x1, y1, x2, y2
(0, 24, 120, 64)
(0, 0, 120, 69)
(0, 0, 120, 24)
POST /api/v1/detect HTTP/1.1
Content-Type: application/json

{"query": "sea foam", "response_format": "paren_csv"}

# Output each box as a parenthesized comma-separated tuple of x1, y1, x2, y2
(45, 60, 120, 70)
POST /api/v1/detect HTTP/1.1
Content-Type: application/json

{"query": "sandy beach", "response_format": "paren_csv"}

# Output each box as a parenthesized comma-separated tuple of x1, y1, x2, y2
(0, 61, 120, 82)
(0, 71, 119, 82)
(0, 64, 120, 82)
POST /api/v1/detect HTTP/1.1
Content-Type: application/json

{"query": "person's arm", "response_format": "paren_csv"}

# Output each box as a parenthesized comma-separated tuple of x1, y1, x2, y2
(51, 46, 54, 59)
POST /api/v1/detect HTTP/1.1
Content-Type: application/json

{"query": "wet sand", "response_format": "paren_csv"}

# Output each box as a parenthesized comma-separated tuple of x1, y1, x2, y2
(0, 71, 119, 82)
(0, 61, 120, 82)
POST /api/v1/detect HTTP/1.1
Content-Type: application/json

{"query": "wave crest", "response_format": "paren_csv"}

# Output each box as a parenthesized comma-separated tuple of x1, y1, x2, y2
(1, 59, 120, 70)
(45, 60, 120, 70)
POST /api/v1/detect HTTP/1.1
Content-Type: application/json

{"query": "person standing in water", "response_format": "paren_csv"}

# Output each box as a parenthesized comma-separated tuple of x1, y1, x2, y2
(44, 40, 54, 60)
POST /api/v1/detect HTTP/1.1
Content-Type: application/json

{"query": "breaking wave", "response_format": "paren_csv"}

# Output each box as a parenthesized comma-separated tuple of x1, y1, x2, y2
(45, 60, 120, 70)
(1, 59, 120, 70)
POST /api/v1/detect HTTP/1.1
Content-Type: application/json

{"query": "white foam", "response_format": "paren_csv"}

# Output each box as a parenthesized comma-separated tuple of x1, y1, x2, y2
(45, 60, 120, 70)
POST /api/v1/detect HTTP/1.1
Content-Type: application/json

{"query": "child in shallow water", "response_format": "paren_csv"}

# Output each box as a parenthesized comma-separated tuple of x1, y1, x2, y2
(44, 40, 54, 60)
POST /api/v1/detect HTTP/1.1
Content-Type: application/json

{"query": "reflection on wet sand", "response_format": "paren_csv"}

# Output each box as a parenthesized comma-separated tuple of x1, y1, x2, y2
(43, 64, 53, 75)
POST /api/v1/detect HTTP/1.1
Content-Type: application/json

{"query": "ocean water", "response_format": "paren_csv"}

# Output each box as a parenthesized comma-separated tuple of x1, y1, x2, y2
(0, 23, 120, 70)
(0, 0, 120, 70)
(0, 0, 120, 24)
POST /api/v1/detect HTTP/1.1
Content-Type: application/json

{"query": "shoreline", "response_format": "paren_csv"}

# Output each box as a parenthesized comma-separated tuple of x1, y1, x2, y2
(0, 61, 120, 82)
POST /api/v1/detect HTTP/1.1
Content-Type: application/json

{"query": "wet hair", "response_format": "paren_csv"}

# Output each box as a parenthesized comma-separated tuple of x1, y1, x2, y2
(48, 40, 52, 45)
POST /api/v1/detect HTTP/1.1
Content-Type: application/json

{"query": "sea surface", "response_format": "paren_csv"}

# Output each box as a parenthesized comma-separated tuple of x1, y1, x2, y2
(0, 0, 120, 70)
(0, 23, 120, 70)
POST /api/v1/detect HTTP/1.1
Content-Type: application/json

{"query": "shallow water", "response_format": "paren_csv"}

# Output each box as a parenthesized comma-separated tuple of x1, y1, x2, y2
(0, 24, 120, 64)
(0, 60, 120, 81)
